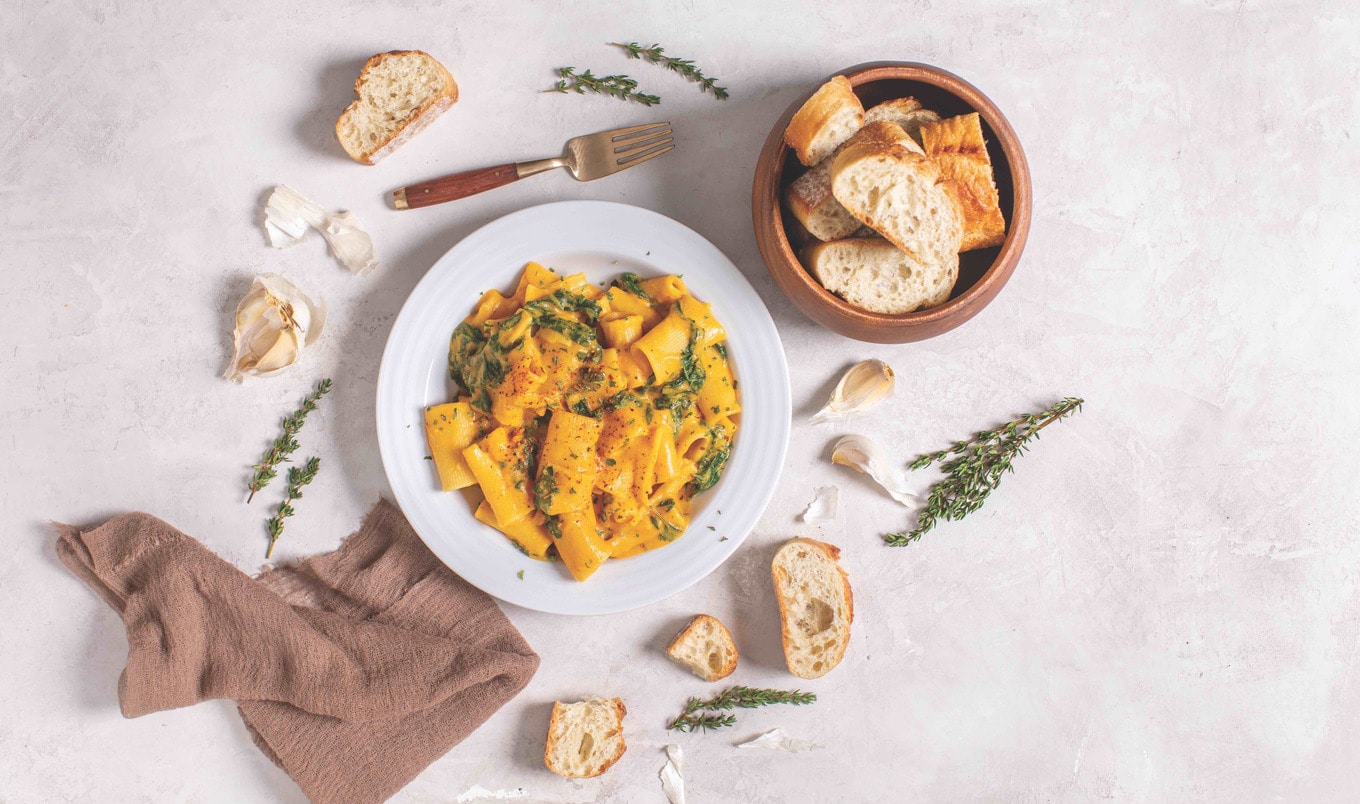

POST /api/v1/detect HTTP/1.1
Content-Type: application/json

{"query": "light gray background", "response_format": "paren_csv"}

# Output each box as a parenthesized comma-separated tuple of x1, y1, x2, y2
(3, 1, 1357, 801)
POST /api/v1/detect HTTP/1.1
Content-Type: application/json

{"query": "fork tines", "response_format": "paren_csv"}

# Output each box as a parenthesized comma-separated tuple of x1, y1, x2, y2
(611, 121, 674, 166)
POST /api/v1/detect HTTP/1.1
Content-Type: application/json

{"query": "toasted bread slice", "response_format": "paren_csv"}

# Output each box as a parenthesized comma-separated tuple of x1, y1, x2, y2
(335, 50, 458, 165)
(783, 76, 865, 167)
(920, 113, 1006, 251)
(772, 538, 853, 679)
(830, 138, 964, 267)
(544, 698, 627, 778)
(864, 98, 941, 147)
(787, 121, 920, 242)
(666, 614, 738, 681)
(803, 237, 956, 313)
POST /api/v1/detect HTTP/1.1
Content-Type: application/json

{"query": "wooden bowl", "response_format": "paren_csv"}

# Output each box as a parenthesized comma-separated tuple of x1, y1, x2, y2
(752, 62, 1031, 343)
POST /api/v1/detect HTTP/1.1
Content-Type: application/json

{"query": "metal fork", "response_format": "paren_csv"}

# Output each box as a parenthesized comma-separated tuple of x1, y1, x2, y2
(392, 122, 674, 210)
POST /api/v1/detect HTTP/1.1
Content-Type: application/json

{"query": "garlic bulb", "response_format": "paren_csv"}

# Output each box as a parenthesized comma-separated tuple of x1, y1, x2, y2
(812, 359, 894, 422)
(831, 435, 917, 506)
(264, 185, 379, 276)
(224, 274, 326, 382)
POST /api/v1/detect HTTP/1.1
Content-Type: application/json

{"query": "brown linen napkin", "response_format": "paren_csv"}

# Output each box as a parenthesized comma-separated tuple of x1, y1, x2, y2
(57, 499, 539, 804)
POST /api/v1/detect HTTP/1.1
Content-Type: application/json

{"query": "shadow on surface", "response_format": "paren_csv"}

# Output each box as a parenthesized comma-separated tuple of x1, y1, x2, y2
(295, 55, 373, 163)
(723, 538, 785, 673)
(327, 202, 529, 508)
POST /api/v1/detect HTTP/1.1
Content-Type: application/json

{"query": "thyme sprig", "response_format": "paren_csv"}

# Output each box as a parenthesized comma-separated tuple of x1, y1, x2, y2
(886, 397, 1084, 546)
(667, 686, 816, 732)
(610, 41, 729, 100)
(669, 712, 735, 732)
(545, 67, 660, 106)
(246, 379, 331, 502)
(265, 456, 320, 559)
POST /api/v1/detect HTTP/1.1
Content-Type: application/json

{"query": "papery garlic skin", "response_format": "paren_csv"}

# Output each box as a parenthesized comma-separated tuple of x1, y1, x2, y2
(831, 434, 917, 506)
(801, 486, 839, 523)
(264, 185, 379, 276)
(224, 274, 326, 382)
(812, 359, 895, 422)
(659, 745, 685, 804)
(264, 185, 325, 247)
(320, 211, 379, 276)
(736, 728, 818, 753)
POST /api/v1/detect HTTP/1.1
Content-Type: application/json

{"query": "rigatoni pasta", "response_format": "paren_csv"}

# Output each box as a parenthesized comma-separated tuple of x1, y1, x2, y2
(423, 262, 739, 581)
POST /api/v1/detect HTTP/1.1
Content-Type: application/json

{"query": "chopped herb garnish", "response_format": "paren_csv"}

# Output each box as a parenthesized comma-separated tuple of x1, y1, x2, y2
(610, 272, 650, 300)
(535, 466, 560, 513)
(690, 425, 731, 493)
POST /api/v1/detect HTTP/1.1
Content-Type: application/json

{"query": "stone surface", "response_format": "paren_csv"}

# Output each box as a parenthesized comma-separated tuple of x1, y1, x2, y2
(2, 1, 1358, 801)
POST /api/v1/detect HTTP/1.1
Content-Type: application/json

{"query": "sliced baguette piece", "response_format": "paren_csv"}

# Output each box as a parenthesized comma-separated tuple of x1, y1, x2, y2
(830, 138, 964, 267)
(772, 538, 853, 679)
(783, 76, 865, 167)
(665, 614, 738, 681)
(544, 698, 627, 778)
(864, 97, 941, 147)
(803, 237, 956, 313)
(920, 113, 1007, 251)
(787, 120, 919, 242)
(336, 50, 458, 165)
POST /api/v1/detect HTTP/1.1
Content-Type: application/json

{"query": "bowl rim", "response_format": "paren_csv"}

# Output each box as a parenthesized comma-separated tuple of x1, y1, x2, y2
(752, 61, 1032, 335)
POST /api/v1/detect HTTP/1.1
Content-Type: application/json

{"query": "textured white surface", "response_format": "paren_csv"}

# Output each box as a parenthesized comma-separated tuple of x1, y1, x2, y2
(1, 1, 1357, 801)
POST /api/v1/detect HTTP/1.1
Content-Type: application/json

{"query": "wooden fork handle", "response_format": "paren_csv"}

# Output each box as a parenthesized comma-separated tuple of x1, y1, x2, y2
(394, 163, 520, 209)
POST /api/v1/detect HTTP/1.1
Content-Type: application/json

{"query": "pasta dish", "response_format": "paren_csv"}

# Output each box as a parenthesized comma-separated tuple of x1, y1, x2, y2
(423, 262, 739, 581)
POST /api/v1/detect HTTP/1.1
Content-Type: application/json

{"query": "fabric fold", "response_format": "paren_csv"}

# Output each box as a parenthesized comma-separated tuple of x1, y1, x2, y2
(57, 499, 538, 804)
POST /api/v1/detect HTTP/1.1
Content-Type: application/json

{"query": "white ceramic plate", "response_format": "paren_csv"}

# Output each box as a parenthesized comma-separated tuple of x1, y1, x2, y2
(376, 201, 790, 615)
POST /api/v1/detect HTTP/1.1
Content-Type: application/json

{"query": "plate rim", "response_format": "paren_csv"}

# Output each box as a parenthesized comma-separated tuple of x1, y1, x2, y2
(375, 200, 791, 615)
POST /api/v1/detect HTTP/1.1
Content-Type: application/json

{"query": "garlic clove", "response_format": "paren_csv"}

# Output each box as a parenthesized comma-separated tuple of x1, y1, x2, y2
(303, 296, 328, 347)
(812, 359, 895, 422)
(831, 434, 917, 507)
(224, 273, 325, 382)
(252, 328, 300, 375)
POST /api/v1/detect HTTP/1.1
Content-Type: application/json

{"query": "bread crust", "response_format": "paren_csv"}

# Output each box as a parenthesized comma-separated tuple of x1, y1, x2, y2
(665, 614, 739, 681)
(336, 50, 459, 165)
(864, 97, 941, 146)
(783, 75, 865, 167)
(920, 113, 1006, 251)
(544, 698, 627, 779)
(772, 538, 854, 679)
